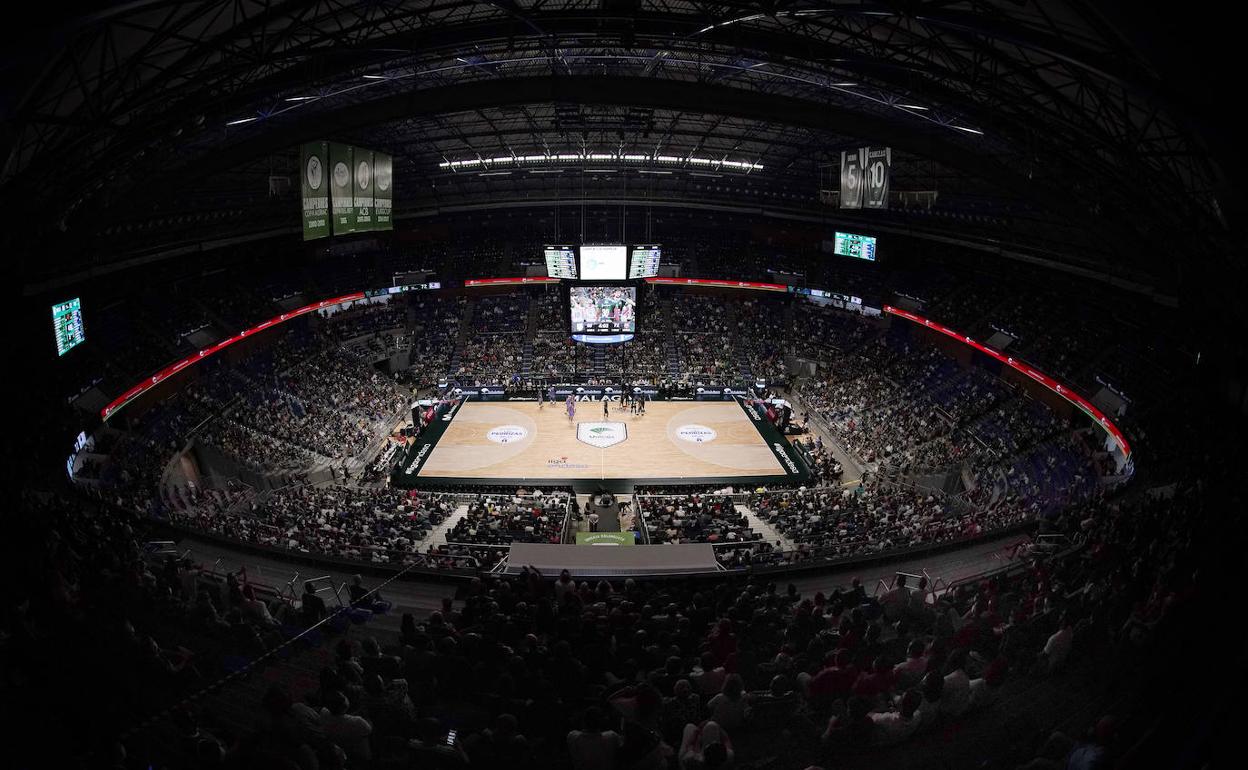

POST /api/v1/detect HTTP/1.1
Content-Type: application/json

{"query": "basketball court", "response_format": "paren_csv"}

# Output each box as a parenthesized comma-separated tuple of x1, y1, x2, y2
(396, 399, 807, 488)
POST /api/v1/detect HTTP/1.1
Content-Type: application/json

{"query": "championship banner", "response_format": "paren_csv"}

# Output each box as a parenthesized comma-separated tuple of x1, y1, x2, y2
(864, 147, 891, 210)
(329, 142, 354, 235)
(353, 149, 374, 232)
(373, 152, 393, 231)
(839, 148, 864, 209)
(300, 141, 330, 240)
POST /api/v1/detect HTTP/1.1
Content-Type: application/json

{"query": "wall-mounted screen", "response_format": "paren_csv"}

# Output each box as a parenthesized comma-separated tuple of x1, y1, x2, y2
(629, 244, 662, 278)
(570, 285, 636, 334)
(53, 298, 85, 356)
(832, 231, 877, 261)
(544, 245, 578, 279)
(579, 244, 628, 280)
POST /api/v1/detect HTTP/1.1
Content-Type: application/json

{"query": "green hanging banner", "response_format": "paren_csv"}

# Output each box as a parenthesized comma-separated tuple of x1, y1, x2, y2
(353, 148, 375, 231)
(299, 141, 330, 240)
(373, 151, 393, 231)
(329, 142, 355, 235)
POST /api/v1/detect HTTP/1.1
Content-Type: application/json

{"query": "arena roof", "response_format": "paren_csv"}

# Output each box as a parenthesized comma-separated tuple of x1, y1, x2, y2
(3, 1, 1241, 285)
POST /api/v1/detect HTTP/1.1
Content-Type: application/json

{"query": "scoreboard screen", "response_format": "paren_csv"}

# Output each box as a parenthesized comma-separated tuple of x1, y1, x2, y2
(579, 245, 628, 280)
(833, 231, 877, 261)
(544, 245, 578, 279)
(52, 298, 85, 356)
(570, 285, 636, 334)
(628, 244, 662, 278)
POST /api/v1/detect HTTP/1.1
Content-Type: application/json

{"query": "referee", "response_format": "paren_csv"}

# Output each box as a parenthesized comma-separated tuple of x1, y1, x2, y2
(603, 395, 610, 418)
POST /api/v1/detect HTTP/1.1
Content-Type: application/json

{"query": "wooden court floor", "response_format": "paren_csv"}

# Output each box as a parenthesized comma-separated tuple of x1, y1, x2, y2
(417, 400, 787, 480)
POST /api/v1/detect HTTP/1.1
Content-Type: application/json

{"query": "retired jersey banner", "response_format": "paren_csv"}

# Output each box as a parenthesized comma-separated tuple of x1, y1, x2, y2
(864, 147, 891, 210)
(373, 152, 393, 231)
(353, 149, 374, 231)
(839, 148, 864, 209)
(300, 142, 330, 240)
(329, 142, 354, 235)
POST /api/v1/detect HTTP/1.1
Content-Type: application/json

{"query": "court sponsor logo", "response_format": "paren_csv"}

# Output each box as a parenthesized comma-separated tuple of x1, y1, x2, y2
(675, 425, 718, 443)
(547, 456, 591, 470)
(486, 425, 528, 444)
(576, 422, 628, 448)
(403, 443, 432, 475)
(575, 532, 634, 546)
(772, 442, 800, 474)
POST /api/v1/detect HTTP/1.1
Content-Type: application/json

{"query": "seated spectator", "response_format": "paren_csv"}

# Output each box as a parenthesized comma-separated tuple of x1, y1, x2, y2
(568, 706, 623, 770)
(707, 675, 750, 732)
(360, 636, 402, 680)
(678, 720, 733, 770)
(852, 657, 896, 706)
(466, 713, 530, 767)
(802, 650, 858, 711)
(879, 574, 910, 620)
(916, 672, 944, 730)
(940, 649, 973, 719)
(893, 639, 929, 689)
(749, 675, 799, 729)
(868, 689, 924, 746)
(240, 584, 278, 628)
(319, 690, 373, 764)
(822, 695, 875, 748)
(348, 574, 391, 613)
(1041, 611, 1075, 674)
(300, 581, 327, 626)
(662, 680, 702, 740)
(691, 653, 727, 697)
(408, 717, 469, 768)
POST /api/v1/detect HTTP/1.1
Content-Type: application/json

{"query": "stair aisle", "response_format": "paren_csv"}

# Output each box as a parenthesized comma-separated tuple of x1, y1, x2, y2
(736, 503, 795, 549)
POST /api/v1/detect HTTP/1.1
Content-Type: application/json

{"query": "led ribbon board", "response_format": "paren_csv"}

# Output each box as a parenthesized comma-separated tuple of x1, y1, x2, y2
(883, 305, 1130, 458)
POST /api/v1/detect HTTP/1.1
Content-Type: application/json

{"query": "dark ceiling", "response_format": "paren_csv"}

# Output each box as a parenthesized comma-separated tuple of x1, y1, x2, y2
(2, 1, 1240, 286)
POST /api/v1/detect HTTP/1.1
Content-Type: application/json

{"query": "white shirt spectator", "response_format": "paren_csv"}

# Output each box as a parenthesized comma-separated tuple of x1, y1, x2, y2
(869, 709, 922, 746)
(1043, 625, 1075, 672)
(567, 729, 622, 770)
(941, 669, 972, 718)
(320, 709, 373, 763)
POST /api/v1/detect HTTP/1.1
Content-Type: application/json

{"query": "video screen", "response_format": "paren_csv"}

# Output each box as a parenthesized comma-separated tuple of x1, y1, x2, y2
(544, 245, 577, 279)
(833, 231, 877, 261)
(52, 298, 85, 357)
(570, 285, 636, 334)
(629, 244, 662, 278)
(579, 244, 627, 280)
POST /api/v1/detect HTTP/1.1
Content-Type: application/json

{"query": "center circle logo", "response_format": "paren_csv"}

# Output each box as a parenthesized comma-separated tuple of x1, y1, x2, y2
(676, 425, 717, 443)
(305, 155, 323, 190)
(333, 161, 350, 189)
(486, 425, 528, 444)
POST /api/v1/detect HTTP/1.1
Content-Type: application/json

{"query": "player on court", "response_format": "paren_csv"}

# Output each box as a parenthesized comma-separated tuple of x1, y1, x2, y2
(537, 385, 545, 409)
(566, 395, 576, 423)
(602, 396, 610, 418)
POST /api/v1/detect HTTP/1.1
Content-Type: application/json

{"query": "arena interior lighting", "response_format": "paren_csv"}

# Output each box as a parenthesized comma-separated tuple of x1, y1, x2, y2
(437, 152, 764, 172)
